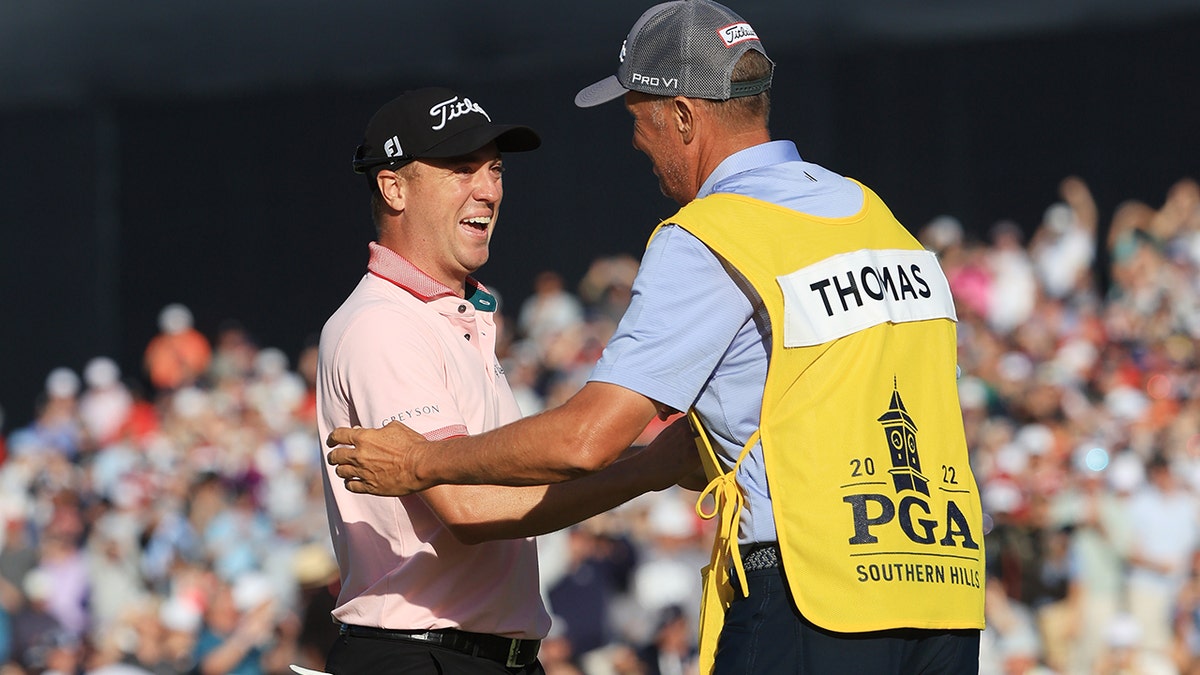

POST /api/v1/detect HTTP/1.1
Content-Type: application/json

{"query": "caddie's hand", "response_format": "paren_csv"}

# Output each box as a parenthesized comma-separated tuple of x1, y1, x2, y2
(326, 421, 430, 496)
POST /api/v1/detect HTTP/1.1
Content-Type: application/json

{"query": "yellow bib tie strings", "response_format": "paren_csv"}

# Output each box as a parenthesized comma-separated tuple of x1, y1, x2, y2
(690, 410, 759, 675)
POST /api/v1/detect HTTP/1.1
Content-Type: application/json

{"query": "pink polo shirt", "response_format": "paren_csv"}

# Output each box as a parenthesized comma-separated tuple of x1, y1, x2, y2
(316, 242, 550, 639)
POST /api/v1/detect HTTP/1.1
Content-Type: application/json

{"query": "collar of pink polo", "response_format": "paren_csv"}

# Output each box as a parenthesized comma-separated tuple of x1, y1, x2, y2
(366, 242, 497, 312)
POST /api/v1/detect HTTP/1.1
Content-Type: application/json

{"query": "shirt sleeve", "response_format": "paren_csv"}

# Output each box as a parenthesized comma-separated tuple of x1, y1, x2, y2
(588, 224, 754, 412)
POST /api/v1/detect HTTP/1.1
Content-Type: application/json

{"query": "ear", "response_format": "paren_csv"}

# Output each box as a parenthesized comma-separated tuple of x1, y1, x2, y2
(375, 169, 406, 213)
(671, 97, 696, 145)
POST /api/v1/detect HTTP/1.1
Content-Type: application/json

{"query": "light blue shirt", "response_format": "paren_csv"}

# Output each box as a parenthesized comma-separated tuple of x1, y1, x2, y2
(589, 140, 864, 544)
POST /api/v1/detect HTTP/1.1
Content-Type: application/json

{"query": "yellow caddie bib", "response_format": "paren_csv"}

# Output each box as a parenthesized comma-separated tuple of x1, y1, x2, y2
(659, 185, 986, 672)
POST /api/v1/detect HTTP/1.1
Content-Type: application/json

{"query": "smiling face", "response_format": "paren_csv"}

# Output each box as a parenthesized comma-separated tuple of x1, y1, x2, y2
(383, 142, 505, 292)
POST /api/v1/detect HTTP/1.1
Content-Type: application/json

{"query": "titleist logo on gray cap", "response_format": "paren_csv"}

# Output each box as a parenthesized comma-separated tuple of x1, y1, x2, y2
(575, 0, 773, 108)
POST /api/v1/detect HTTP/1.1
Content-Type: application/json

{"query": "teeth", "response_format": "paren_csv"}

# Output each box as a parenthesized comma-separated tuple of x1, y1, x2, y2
(463, 217, 491, 226)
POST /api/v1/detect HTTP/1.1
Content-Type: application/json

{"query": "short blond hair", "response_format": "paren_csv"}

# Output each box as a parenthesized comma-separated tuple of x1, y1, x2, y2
(369, 162, 420, 233)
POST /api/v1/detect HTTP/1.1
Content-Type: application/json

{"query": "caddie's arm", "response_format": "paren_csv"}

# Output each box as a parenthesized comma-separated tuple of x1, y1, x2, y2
(327, 381, 666, 496)
(419, 415, 699, 544)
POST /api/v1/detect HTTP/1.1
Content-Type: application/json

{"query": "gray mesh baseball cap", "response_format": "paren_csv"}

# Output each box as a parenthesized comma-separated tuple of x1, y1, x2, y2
(575, 0, 773, 108)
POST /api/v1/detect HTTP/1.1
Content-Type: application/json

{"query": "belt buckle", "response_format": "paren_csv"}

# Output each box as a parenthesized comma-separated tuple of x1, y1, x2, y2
(505, 639, 522, 668)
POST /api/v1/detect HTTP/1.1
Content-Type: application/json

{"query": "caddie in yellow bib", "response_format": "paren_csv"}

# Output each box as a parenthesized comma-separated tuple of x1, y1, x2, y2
(664, 185, 986, 672)
(566, 0, 985, 671)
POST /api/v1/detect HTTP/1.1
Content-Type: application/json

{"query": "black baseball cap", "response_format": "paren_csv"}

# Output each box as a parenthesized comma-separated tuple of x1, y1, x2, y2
(352, 87, 541, 175)
(575, 0, 773, 108)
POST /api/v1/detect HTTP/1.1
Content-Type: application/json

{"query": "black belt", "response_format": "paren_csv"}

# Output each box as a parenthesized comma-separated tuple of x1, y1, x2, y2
(741, 542, 780, 571)
(339, 624, 540, 668)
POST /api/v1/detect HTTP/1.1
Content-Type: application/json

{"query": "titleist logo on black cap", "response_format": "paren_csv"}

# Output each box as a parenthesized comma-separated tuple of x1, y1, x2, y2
(353, 87, 540, 175)
(428, 95, 491, 131)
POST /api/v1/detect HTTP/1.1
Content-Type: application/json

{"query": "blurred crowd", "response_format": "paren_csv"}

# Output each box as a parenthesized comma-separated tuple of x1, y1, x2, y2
(0, 174, 1197, 675)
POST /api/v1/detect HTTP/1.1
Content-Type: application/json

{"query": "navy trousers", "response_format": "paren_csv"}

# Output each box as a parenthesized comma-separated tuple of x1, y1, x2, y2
(713, 566, 981, 674)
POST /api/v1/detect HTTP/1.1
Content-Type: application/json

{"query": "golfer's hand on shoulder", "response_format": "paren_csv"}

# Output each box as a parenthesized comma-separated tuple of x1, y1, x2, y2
(326, 421, 429, 496)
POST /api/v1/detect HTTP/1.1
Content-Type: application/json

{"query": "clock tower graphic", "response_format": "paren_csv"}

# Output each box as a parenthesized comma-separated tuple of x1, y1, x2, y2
(878, 377, 930, 496)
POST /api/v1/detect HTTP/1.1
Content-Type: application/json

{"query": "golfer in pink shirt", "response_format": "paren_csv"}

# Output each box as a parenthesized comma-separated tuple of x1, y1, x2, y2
(316, 87, 698, 674)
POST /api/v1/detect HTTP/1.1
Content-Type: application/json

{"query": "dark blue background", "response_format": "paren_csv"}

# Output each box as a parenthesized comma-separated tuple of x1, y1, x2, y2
(1, 10, 1198, 428)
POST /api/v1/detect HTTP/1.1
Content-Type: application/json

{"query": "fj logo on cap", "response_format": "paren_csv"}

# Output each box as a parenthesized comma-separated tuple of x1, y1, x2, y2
(718, 22, 759, 47)
(618, 40, 627, 63)
(384, 135, 403, 158)
(428, 96, 491, 131)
